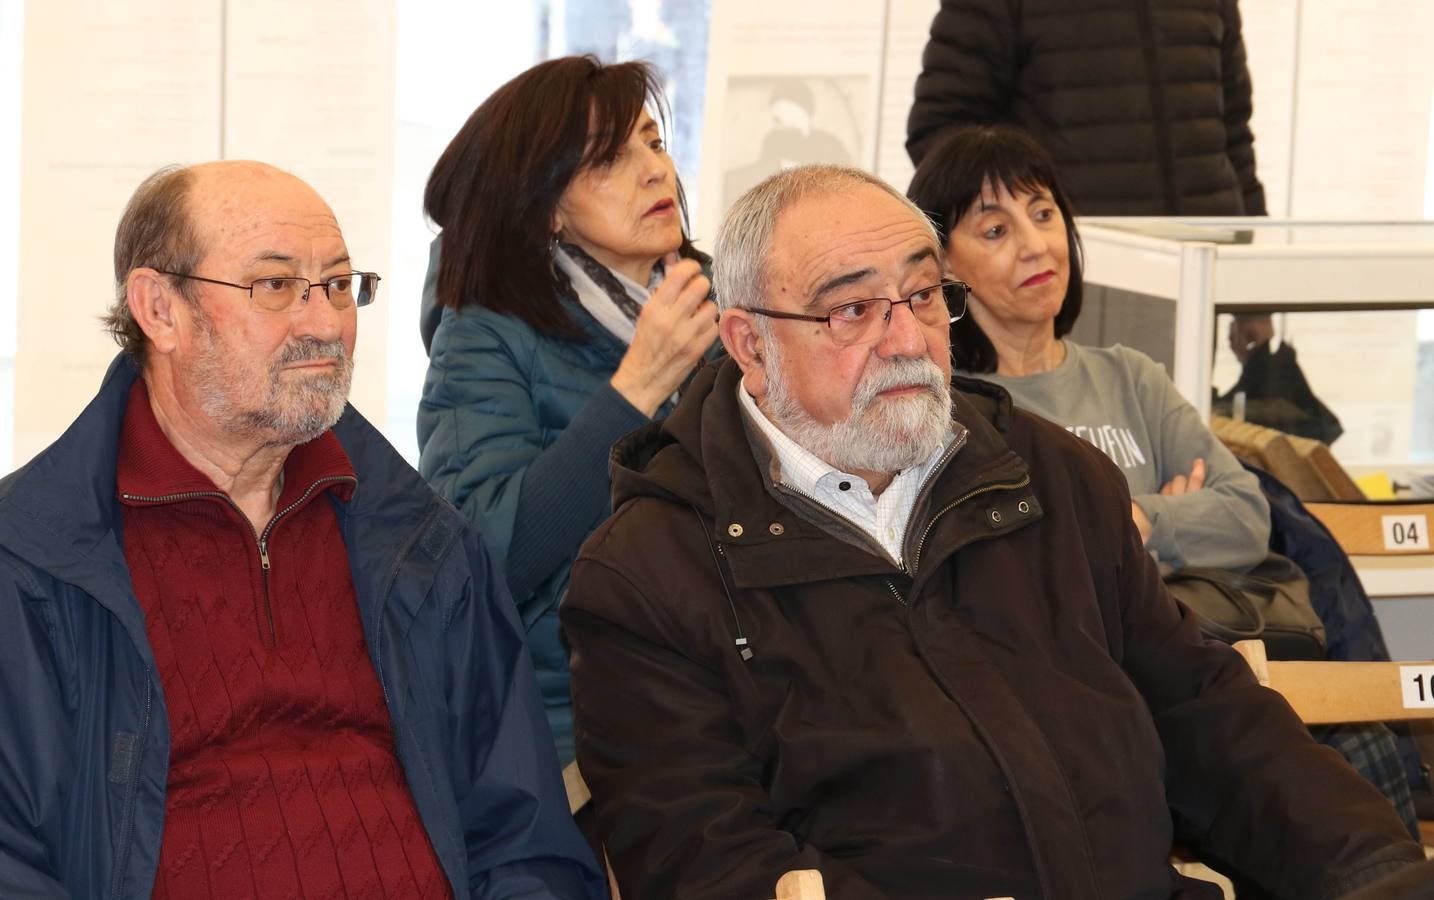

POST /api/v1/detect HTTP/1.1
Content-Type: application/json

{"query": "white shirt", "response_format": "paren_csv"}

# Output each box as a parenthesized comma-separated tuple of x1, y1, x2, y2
(737, 381, 957, 566)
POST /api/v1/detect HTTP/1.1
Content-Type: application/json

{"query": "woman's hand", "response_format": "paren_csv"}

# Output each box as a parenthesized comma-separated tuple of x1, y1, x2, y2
(1131, 502, 1153, 545)
(1159, 458, 1206, 496)
(610, 253, 719, 417)
(1131, 458, 1207, 545)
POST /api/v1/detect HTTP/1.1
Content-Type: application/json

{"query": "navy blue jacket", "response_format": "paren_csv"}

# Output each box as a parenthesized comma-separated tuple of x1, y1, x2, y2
(1250, 463, 1390, 664)
(0, 355, 605, 899)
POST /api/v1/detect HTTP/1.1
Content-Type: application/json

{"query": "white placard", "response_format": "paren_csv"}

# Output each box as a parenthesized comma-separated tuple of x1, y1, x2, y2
(696, 0, 887, 240)
(1399, 665, 1434, 708)
(1383, 514, 1430, 552)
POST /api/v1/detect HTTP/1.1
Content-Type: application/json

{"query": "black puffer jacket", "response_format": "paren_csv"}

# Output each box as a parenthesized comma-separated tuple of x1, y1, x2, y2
(907, 0, 1267, 215)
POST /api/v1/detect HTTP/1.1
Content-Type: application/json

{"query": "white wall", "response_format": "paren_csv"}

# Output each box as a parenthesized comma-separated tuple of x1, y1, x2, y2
(8, 0, 395, 469)
(386, 2, 541, 460)
(4, 0, 1434, 471)
(0, 0, 23, 474)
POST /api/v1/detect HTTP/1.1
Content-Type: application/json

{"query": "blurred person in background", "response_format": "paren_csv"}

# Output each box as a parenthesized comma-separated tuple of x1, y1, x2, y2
(1214, 312, 1343, 445)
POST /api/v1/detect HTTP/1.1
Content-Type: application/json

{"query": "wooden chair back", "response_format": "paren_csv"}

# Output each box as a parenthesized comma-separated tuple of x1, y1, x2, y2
(774, 869, 825, 899)
(561, 761, 622, 899)
(1232, 639, 1434, 725)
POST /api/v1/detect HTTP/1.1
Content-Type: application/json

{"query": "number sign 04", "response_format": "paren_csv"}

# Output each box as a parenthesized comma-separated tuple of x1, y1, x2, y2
(1381, 514, 1429, 552)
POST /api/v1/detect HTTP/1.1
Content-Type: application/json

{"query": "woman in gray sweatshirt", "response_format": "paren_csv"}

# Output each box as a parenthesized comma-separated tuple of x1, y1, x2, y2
(908, 125, 1270, 573)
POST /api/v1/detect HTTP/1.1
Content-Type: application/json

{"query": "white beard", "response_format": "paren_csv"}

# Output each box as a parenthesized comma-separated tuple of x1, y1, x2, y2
(762, 346, 952, 476)
(191, 314, 352, 447)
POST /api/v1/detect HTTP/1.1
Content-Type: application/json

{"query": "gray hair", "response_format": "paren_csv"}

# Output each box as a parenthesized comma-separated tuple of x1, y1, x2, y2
(712, 164, 940, 313)
(105, 164, 204, 365)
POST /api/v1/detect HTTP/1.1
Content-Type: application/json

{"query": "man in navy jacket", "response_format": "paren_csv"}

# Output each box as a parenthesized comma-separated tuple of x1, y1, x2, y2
(0, 161, 603, 898)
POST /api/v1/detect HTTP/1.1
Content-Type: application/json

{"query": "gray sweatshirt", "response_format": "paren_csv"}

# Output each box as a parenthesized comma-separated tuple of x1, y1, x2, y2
(969, 342, 1270, 571)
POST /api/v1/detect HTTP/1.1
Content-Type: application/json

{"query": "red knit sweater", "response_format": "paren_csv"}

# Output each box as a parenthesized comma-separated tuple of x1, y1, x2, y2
(117, 381, 450, 899)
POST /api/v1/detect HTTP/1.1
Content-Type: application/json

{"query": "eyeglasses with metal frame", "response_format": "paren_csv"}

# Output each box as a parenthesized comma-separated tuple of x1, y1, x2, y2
(741, 279, 968, 347)
(155, 270, 381, 313)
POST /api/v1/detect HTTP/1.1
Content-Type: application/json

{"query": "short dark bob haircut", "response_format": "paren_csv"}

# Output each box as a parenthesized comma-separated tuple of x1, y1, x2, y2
(424, 55, 699, 337)
(906, 125, 1084, 374)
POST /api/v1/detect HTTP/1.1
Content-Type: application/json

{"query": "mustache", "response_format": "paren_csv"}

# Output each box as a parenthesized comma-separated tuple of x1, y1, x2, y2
(275, 338, 348, 366)
(853, 356, 947, 409)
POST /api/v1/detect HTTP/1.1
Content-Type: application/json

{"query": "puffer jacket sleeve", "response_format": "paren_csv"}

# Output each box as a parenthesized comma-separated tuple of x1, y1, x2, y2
(419, 235, 444, 354)
(1122, 347, 1271, 571)
(563, 538, 886, 900)
(417, 307, 649, 613)
(906, 0, 1019, 165)
(441, 528, 607, 899)
(1220, 0, 1266, 215)
(1096, 453, 1423, 898)
(0, 555, 72, 897)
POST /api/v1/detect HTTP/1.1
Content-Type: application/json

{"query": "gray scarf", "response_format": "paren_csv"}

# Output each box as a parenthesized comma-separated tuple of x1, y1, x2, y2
(554, 241, 662, 344)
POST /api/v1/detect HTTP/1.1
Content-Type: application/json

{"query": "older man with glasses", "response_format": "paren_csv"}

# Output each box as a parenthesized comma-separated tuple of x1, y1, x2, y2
(560, 165, 1424, 899)
(0, 161, 604, 899)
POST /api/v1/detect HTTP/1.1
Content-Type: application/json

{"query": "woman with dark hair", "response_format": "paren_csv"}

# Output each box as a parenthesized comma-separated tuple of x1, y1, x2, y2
(417, 55, 718, 763)
(908, 125, 1269, 572)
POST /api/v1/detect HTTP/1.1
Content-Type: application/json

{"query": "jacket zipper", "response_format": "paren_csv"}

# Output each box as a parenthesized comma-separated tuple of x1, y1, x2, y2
(1134, 0, 1178, 212)
(110, 673, 153, 900)
(121, 475, 355, 641)
(909, 475, 1033, 574)
(884, 579, 908, 607)
(897, 432, 970, 573)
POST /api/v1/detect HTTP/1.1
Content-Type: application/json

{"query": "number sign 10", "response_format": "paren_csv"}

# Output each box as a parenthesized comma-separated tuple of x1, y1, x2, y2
(1401, 666, 1434, 709)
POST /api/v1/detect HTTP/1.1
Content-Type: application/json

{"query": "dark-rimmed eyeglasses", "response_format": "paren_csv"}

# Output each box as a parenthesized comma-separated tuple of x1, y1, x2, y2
(156, 270, 381, 313)
(742, 279, 968, 347)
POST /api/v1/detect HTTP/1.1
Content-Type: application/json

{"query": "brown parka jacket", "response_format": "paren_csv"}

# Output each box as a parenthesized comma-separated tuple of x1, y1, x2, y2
(562, 359, 1420, 899)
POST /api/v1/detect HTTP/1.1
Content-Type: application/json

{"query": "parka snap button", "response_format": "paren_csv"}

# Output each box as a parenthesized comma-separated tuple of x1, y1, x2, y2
(1017, 500, 1031, 514)
(728, 523, 744, 538)
(988, 508, 1003, 525)
(768, 523, 785, 536)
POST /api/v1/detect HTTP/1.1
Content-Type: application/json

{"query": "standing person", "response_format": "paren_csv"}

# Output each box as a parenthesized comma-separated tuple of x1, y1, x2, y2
(0, 162, 604, 898)
(418, 55, 718, 764)
(560, 164, 1422, 898)
(907, 0, 1267, 216)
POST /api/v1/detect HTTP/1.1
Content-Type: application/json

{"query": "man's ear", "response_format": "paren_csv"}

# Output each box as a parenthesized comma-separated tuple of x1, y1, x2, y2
(126, 268, 184, 355)
(720, 308, 770, 400)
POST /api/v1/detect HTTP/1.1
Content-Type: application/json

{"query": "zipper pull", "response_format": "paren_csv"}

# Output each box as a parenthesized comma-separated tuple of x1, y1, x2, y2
(258, 540, 271, 571)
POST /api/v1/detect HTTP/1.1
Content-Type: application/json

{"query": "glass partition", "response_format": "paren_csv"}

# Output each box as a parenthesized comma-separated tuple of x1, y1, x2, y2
(1211, 309, 1434, 478)
(1080, 217, 1434, 499)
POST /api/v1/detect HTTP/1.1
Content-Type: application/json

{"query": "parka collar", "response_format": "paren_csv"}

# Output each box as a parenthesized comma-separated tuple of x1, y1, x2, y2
(609, 357, 1042, 590)
(0, 353, 451, 660)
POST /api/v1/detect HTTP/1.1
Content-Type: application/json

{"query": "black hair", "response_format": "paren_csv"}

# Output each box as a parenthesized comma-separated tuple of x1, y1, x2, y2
(906, 125, 1084, 373)
(424, 55, 697, 336)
